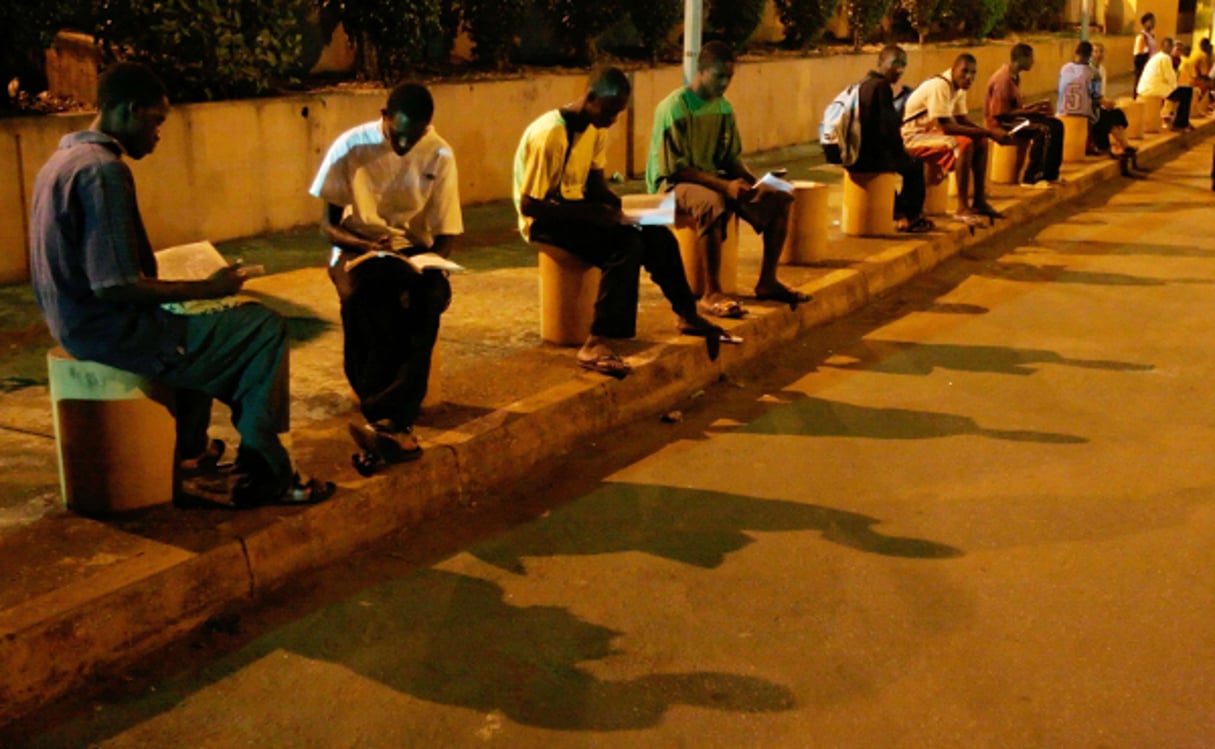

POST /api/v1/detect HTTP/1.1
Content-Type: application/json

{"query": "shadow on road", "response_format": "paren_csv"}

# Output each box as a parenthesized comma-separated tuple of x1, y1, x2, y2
(470, 483, 962, 574)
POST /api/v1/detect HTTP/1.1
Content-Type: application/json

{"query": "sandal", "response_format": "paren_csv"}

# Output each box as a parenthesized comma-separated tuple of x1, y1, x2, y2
(348, 421, 423, 464)
(231, 471, 336, 508)
(754, 285, 812, 308)
(898, 216, 935, 233)
(972, 202, 1004, 219)
(180, 439, 226, 477)
(697, 296, 747, 319)
(577, 352, 631, 379)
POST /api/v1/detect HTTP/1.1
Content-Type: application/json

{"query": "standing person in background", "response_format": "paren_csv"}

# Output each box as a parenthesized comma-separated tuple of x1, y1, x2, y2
(1133, 13, 1158, 99)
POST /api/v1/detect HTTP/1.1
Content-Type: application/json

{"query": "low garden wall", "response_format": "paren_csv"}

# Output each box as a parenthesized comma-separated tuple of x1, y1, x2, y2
(0, 35, 1132, 283)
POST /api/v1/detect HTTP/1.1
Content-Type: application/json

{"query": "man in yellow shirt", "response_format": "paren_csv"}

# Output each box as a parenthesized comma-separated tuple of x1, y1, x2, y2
(513, 67, 724, 378)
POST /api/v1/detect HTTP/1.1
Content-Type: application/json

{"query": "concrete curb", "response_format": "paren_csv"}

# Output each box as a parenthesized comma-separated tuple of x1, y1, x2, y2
(2, 123, 1211, 723)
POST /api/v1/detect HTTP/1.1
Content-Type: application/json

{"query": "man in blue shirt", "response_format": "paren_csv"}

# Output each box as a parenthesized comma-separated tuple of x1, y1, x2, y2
(28, 63, 334, 508)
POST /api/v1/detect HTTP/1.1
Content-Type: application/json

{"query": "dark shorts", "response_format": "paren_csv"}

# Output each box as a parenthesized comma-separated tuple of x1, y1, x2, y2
(673, 182, 792, 238)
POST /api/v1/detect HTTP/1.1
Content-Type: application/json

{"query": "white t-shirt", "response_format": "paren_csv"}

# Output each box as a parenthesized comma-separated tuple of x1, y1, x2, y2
(1137, 51, 1179, 98)
(309, 121, 463, 249)
(901, 71, 968, 139)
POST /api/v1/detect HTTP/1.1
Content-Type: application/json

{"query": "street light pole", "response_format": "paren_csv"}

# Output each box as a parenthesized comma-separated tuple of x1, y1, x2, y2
(1080, 0, 1090, 41)
(683, 0, 703, 85)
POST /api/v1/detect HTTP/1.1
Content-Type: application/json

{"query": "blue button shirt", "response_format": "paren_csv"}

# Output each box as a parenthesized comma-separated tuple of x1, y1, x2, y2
(29, 130, 186, 374)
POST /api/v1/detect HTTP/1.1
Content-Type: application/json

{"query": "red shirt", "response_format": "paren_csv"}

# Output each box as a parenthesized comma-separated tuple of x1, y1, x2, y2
(984, 64, 1022, 130)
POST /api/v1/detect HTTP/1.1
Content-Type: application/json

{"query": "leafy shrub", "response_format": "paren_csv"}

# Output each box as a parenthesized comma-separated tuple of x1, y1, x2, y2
(1, 0, 89, 101)
(459, 0, 531, 69)
(1001, 0, 1064, 31)
(847, 0, 897, 47)
(545, 0, 627, 63)
(623, 0, 683, 62)
(775, 0, 843, 48)
(94, 0, 313, 100)
(706, 0, 767, 48)
(900, 0, 947, 42)
(943, 0, 1009, 39)
(320, 0, 443, 80)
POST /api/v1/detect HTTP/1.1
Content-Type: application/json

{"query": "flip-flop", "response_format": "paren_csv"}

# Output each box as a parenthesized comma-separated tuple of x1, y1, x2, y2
(180, 438, 226, 477)
(231, 472, 336, 508)
(577, 353, 631, 379)
(348, 422, 423, 464)
(698, 297, 747, 319)
(754, 286, 812, 308)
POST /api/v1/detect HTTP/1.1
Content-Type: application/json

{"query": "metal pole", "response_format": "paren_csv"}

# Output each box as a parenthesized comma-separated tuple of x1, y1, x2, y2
(1080, 0, 1089, 41)
(683, 0, 703, 86)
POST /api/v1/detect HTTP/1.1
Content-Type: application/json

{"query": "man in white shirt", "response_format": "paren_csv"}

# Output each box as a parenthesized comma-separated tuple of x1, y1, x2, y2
(1137, 37, 1193, 131)
(310, 82, 463, 470)
(902, 53, 1010, 219)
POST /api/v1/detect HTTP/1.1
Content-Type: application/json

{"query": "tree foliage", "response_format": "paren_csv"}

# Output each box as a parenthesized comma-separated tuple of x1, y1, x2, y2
(320, 0, 442, 80)
(545, 0, 627, 63)
(706, 0, 767, 48)
(0, 0, 88, 100)
(943, 0, 1009, 39)
(459, 0, 531, 69)
(848, 0, 896, 47)
(899, 0, 947, 43)
(775, 0, 842, 48)
(622, 0, 683, 63)
(94, 0, 313, 100)
(1001, 0, 1064, 31)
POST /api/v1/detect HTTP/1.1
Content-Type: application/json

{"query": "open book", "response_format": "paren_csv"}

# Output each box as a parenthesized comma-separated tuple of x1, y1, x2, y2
(620, 193, 676, 226)
(756, 171, 795, 193)
(154, 241, 261, 315)
(343, 250, 465, 274)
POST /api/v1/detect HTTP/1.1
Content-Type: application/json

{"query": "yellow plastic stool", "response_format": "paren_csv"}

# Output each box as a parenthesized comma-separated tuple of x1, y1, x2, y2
(842, 172, 896, 236)
(536, 243, 601, 346)
(922, 167, 951, 215)
(1060, 115, 1089, 163)
(1142, 95, 1164, 134)
(1118, 97, 1144, 139)
(673, 215, 739, 297)
(989, 141, 1026, 184)
(779, 180, 829, 264)
(47, 347, 177, 515)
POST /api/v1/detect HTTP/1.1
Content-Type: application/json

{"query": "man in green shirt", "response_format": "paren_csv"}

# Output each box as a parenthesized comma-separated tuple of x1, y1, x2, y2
(646, 41, 810, 319)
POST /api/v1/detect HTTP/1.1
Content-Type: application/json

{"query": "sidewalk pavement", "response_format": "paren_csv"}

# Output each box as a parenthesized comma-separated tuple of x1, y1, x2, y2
(3, 99, 1212, 723)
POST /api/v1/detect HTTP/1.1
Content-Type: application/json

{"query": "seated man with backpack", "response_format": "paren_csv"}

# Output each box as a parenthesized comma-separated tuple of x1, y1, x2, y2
(825, 45, 932, 233)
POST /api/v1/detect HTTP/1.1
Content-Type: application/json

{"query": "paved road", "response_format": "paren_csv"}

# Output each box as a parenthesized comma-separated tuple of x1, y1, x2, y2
(12, 147, 1215, 748)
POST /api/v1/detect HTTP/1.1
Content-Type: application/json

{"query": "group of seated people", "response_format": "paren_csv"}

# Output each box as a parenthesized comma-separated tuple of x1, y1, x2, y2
(26, 37, 1176, 508)
(852, 40, 1153, 235)
(1132, 12, 1212, 129)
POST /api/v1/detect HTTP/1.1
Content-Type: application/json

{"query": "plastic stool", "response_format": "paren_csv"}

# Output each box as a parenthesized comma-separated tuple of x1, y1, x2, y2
(47, 347, 177, 515)
(1060, 115, 1089, 163)
(842, 172, 896, 236)
(989, 141, 1026, 184)
(1142, 95, 1164, 134)
(536, 242, 600, 346)
(1118, 97, 1144, 139)
(779, 180, 829, 264)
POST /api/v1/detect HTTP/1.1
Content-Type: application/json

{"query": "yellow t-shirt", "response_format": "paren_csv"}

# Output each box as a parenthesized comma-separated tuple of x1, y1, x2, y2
(512, 109, 609, 240)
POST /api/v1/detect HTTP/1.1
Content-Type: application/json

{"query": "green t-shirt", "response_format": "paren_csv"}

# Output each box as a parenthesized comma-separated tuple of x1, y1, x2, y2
(645, 87, 743, 194)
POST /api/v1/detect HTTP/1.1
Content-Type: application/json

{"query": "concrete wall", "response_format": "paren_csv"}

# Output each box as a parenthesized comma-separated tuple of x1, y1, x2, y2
(0, 36, 1132, 283)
